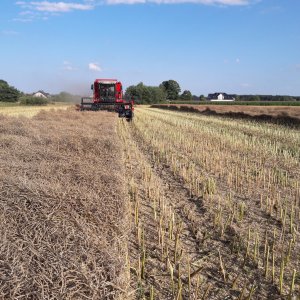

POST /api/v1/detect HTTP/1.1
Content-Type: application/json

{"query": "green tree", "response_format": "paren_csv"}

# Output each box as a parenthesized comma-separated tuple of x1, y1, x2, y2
(180, 90, 192, 100)
(19, 95, 48, 105)
(148, 86, 167, 103)
(249, 95, 260, 101)
(124, 85, 138, 101)
(125, 82, 166, 104)
(160, 80, 181, 100)
(126, 82, 151, 103)
(0, 80, 21, 102)
(199, 95, 205, 101)
(136, 82, 151, 103)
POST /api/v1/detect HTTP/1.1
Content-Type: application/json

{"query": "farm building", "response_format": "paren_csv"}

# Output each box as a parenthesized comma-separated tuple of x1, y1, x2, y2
(32, 90, 50, 98)
(207, 93, 235, 102)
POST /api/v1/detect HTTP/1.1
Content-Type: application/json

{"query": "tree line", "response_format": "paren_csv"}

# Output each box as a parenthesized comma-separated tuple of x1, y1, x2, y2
(125, 81, 300, 103)
(0, 80, 20, 102)
(125, 80, 207, 103)
(0, 80, 81, 104)
(125, 80, 183, 104)
(235, 95, 300, 102)
(1, 78, 299, 104)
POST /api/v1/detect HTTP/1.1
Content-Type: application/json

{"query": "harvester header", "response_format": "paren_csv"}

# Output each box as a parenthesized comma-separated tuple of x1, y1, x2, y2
(80, 78, 134, 121)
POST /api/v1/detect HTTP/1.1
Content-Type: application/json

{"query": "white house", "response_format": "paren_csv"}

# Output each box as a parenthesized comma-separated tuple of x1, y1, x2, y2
(207, 93, 235, 102)
(32, 90, 50, 98)
(217, 94, 224, 100)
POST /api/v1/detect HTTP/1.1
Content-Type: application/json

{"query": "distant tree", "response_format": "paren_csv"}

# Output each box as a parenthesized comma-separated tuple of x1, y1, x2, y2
(199, 95, 205, 101)
(0, 80, 21, 102)
(137, 82, 152, 103)
(160, 80, 181, 100)
(281, 95, 293, 101)
(124, 85, 138, 101)
(148, 86, 167, 103)
(192, 95, 199, 101)
(180, 90, 192, 101)
(125, 82, 166, 104)
(19, 95, 48, 105)
(125, 82, 150, 103)
(248, 95, 260, 101)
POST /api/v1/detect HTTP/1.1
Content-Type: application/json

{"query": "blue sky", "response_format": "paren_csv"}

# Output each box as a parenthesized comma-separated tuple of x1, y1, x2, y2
(0, 0, 299, 96)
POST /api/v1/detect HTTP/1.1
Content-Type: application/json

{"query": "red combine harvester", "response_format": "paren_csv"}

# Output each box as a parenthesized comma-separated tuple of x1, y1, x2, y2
(80, 79, 134, 121)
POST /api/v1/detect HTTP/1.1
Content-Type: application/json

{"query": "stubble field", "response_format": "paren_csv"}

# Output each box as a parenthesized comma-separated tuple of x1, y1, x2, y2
(0, 102, 71, 118)
(0, 105, 299, 299)
(123, 107, 300, 299)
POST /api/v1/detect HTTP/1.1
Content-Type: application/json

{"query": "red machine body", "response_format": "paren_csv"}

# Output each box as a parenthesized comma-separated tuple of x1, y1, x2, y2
(92, 79, 122, 103)
(80, 78, 134, 120)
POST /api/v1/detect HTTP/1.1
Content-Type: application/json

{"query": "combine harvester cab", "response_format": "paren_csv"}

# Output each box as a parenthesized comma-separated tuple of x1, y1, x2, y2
(80, 79, 134, 121)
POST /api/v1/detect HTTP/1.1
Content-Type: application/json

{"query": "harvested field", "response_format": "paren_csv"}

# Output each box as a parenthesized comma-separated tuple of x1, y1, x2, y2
(151, 104, 300, 127)
(121, 107, 300, 299)
(0, 109, 129, 299)
(1, 106, 300, 299)
(0, 103, 71, 117)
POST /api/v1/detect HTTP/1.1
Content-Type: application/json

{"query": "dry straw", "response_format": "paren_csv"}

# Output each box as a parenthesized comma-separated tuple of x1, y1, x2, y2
(0, 110, 129, 299)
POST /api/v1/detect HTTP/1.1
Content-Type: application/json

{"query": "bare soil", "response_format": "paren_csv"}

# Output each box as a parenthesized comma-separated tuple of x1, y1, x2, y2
(152, 104, 300, 127)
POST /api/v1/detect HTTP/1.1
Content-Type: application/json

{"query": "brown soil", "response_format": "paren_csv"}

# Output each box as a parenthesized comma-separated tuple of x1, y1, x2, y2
(151, 104, 300, 127)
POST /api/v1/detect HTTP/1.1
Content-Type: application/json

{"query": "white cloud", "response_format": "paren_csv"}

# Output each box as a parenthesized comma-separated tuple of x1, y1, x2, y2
(14, 0, 257, 21)
(16, 0, 255, 9)
(106, 0, 250, 4)
(31, 1, 94, 12)
(89, 63, 102, 72)
(16, 1, 94, 13)
(236, 58, 240, 63)
(15, 1, 94, 21)
(107, 0, 145, 4)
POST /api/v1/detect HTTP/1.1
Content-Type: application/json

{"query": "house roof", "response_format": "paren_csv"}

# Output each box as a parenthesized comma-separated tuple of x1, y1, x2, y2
(207, 92, 235, 100)
(32, 90, 50, 97)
